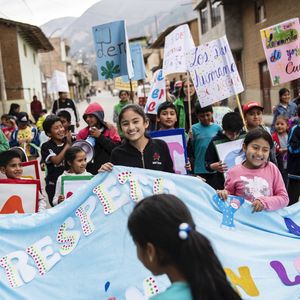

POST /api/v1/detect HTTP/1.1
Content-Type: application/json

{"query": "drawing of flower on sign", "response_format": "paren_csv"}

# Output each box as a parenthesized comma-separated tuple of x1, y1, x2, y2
(101, 61, 120, 79)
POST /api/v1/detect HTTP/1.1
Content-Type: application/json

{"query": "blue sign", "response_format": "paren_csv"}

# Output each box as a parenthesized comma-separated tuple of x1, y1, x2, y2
(92, 20, 133, 80)
(0, 166, 300, 299)
(122, 43, 146, 82)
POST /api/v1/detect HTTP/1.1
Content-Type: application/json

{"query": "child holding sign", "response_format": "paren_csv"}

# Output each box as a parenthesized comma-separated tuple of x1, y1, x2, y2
(53, 146, 92, 206)
(217, 129, 289, 212)
(99, 104, 174, 173)
(127, 194, 242, 300)
(0, 149, 46, 212)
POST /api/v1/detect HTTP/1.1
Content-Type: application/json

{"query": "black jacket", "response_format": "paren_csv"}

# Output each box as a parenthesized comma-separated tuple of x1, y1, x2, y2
(288, 124, 300, 177)
(110, 138, 174, 173)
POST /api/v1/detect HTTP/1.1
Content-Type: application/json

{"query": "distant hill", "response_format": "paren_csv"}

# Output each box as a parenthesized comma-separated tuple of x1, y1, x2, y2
(41, 0, 197, 55)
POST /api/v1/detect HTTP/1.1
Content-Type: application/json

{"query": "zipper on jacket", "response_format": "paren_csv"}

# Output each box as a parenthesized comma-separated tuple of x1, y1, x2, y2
(141, 151, 145, 168)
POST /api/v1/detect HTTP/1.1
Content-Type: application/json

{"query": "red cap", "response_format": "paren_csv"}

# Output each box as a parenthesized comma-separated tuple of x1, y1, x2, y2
(242, 102, 264, 114)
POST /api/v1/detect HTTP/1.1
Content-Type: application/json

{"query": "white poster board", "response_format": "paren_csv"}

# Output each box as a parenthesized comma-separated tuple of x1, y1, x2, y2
(61, 175, 93, 199)
(215, 138, 245, 177)
(163, 24, 195, 76)
(50, 70, 69, 93)
(187, 36, 244, 107)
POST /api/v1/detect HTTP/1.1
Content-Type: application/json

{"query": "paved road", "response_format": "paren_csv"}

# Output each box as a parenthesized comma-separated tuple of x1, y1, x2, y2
(76, 90, 119, 131)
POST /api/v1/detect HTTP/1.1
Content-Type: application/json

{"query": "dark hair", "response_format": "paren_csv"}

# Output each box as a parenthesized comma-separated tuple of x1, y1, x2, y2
(119, 90, 130, 98)
(279, 88, 290, 99)
(0, 149, 21, 168)
(118, 104, 147, 126)
(195, 102, 213, 114)
(222, 112, 243, 132)
(1, 113, 9, 121)
(8, 103, 20, 115)
(275, 114, 289, 125)
(244, 128, 274, 149)
(179, 78, 198, 103)
(43, 115, 61, 135)
(157, 102, 177, 117)
(128, 194, 241, 300)
(64, 146, 85, 170)
(57, 110, 71, 123)
(41, 109, 47, 114)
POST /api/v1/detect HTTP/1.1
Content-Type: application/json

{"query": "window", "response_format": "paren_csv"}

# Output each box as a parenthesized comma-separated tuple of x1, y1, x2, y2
(23, 43, 27, 57)
(255, 0, 266, 23)
(211, 0, 222, 27)
(200, 6, 208, 34)
(259, 61, 271, 114)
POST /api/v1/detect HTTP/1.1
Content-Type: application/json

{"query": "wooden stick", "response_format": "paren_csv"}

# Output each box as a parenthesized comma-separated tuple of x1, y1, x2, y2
(187, 72, 192, 131)
(129, 79, 133, 102)
(235, 94, 248, 132)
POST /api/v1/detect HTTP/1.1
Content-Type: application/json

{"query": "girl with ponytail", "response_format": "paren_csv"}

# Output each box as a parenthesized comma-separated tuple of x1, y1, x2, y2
(127, 194, 241, 300)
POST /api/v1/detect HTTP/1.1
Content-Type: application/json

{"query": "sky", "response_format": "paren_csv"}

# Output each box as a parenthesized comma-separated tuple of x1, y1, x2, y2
(0, 0, 102, 26)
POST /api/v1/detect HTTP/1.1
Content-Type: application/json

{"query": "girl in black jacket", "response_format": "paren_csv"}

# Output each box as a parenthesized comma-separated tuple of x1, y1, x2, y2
(99, 104, 174, 173)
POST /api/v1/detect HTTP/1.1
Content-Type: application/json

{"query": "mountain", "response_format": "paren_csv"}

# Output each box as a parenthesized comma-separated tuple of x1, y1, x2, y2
(41, 0, 197, 55)
(41, 17, 77, 37)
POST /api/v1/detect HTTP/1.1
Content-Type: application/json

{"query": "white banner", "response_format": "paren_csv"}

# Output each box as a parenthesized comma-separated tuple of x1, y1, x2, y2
(163, 24, 195, 76)
(187, 36, 244, 107)
(49, 70, 69, 93)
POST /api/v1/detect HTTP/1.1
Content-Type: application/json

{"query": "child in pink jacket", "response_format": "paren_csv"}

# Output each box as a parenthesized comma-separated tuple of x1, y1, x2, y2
(217, 128, 289, 212)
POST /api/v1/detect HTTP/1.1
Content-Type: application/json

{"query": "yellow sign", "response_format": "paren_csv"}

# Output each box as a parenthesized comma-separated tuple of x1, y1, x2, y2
(114, 77, 138, 91)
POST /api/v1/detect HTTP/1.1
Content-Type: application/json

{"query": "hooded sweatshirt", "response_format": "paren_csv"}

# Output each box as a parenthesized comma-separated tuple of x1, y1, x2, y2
(77, 103, 121, 174)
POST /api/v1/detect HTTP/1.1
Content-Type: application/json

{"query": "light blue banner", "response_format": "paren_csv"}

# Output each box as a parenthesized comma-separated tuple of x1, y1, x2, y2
(121, 43, 145, 82)
(92, 20, 133, 80)
(0, 166, 300, 299)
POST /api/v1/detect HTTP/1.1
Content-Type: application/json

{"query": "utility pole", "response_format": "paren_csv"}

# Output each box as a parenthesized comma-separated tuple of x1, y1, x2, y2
(0, 43, 7, 114)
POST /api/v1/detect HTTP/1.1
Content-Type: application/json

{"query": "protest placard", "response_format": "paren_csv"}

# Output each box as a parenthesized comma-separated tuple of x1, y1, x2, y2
(114, 77, 138, 91)
(121, 43, 145, 82)
(260, 18, 300, 85)
(61, 175, 93, 199)
(0, 179, 39, 213)
(187, 35, 244, 107)
(163, 24, 195, 76)
(49, 70, 69, 93)
(21, 160, 40, 180)
(150, 128, 187, 175)
(215, 137, 245, 177)
(144, 69, 165, 114)
(92, 20, 134, 80)
(0, 167, 299, 299)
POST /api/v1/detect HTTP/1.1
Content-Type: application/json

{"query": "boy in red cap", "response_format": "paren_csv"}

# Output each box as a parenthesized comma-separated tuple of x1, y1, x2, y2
(242, 101, 264, 131)
(77, 102, 120, 174)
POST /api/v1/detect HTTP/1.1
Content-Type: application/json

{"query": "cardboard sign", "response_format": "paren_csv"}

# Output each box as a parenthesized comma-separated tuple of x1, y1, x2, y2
(0, 167, 300, 299)
(92, 20, 134, 80)
(163, 24, 195, 76)
(114, 77, 138, 91)
(0, 179, 39, 213)
(21, 160, 40, 180)
(144, 69, 165, 114)
(49, 70, 69, 93)
(150, 128, 187, 174)
(215, 137, 245, 177)
(61, 175, 93, 199)
(187, 36, 244, 107)
(261, 18, 300, 85)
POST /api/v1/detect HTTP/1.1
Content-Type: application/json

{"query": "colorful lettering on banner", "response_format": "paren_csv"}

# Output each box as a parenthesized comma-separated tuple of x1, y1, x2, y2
(270, 260, 300, 286)
(284, 217, 300, 236)
(92, 20, 134, 80)
(260, 18, 300, 85)
(224, 266, 260, 296)
(187, 36, 244, 107)
(144, 69, 166, 114)
(118, 171, 142, 202)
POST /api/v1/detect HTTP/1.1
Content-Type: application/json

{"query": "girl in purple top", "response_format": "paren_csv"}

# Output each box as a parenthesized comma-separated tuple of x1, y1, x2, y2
(217, 128, 289, 212)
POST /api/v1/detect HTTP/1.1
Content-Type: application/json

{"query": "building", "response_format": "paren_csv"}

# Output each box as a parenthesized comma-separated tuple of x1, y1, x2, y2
(0, 18, 53, 115)
(194, 0, 300, 113)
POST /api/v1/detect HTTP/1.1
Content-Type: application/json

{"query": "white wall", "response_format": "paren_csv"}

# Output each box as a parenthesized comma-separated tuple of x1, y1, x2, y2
(17, 34, 44, 113)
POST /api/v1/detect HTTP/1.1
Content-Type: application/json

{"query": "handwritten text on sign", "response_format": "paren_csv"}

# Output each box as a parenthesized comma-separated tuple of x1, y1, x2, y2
(187, 36, 244, 107)
(260, 18, 300, 85)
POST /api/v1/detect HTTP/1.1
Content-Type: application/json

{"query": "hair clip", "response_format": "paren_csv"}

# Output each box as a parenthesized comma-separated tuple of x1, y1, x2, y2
(178, 222, 191, 240)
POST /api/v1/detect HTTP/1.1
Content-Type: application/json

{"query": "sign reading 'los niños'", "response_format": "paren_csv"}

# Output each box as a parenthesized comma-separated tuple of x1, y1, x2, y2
(261, 18, 300, 85)
(187, 36, 244, 107)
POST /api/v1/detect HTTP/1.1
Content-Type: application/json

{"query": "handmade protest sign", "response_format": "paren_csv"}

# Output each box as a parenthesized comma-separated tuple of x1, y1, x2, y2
(187, 35, 244, 107)
(61, 175, 93, 199)
(163, 24, 195, 76)
(260, 18, 300, 85)
(114, 77, 138, 91)
(49, 70, 69, 93)
(215, 137, 245, 177)
(21, 160, 40, 180)
(121, 43, 145, 82)
(0, 179, 39, 213)
(92, 20, 134, 80)
(150, 129, 187, 175)
(144, 69, 166, 114)
(0, 167, 300, 299)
